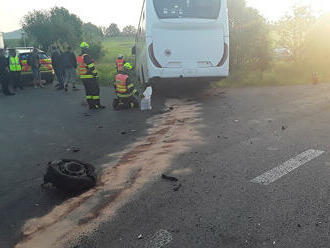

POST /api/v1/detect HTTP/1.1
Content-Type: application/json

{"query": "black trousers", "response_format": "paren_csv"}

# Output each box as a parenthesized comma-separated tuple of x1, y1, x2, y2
(0, 73, 12, 95)
(113, 96, 139, 111)
(54, 68, 64, 86)
(10, 71, 23, 90)
(82, 78, 101, 108)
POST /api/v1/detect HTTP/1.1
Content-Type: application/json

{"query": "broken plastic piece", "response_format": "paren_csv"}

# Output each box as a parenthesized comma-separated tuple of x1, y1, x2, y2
(162, 174, 178, 182)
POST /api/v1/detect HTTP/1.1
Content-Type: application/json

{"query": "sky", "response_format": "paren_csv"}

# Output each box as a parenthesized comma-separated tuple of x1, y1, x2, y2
(1, 0, 330, 33)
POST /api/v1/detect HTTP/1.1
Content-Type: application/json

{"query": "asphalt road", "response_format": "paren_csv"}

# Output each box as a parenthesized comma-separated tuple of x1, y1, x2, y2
(3, 82, 330, 248)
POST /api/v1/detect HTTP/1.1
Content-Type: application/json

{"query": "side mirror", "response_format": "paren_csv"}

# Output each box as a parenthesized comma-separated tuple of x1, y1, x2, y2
(132, 46, 136, 55)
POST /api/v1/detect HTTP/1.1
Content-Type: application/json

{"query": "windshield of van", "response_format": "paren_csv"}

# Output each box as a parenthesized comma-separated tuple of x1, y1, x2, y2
(153, 0, 221, 19)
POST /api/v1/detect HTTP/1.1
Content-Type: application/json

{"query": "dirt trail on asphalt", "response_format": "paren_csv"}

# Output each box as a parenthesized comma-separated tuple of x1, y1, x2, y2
(16, 99, 203, 248)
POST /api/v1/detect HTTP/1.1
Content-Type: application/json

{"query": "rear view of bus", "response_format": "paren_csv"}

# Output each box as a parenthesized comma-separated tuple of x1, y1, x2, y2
(136, 0, 229, 83)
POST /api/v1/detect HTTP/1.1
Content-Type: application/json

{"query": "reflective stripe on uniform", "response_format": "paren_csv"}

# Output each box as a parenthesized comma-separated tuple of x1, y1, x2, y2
(86, 96, 93, 99)
(80, 75, 94, 79)
(92, 96, 100, 100)
(116, 93, 131, 98)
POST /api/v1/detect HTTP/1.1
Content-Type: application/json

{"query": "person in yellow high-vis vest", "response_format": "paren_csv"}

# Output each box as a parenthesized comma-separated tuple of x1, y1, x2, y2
(8, 49, 23, 91)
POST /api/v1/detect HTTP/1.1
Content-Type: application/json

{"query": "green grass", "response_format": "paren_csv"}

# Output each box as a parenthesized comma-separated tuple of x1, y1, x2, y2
(97, 37, 135, 86)
(211, 61, 320, 88)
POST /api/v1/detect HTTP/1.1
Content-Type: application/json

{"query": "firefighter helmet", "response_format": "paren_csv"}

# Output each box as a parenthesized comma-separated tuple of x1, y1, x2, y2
(80, 42, 89, 49)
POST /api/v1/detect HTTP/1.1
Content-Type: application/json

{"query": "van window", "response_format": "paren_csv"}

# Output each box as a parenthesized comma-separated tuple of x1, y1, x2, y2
(153, 0, 221, 19)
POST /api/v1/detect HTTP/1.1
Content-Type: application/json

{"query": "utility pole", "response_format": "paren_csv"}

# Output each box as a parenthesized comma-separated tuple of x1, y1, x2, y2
(22, 31, 26, 47)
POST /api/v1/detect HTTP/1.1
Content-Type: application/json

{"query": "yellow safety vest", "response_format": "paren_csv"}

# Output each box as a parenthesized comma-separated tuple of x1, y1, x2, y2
(9, 56, 22, 72)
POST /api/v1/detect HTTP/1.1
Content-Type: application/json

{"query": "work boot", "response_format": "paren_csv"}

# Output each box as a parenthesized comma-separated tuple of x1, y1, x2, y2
(95, 105, 106, 109)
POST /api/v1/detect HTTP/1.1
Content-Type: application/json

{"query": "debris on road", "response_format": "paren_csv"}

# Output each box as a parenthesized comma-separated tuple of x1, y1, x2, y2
(160, 106, 175, 114)
(162, 174, 178, 182)
(67, 147, 80, 153)
(83, 113, 91, 117)
(137, 234, 143, 240)
(43, 159, 97, 192)
(173, 184, 182, 192)
(121, 130, 138, 135)
(281, 125, 287, 131)
(97, 125, 103, 129)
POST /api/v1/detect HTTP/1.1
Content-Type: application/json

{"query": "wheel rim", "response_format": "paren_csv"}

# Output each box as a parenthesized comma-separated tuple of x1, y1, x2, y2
(60, 162, 86, 176)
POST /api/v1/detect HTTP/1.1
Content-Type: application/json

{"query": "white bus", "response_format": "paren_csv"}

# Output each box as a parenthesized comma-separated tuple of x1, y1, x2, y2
(134, 0, 229, 84)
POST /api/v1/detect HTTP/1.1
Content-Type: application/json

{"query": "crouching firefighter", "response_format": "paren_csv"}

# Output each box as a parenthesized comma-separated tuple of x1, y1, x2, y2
(113, 63, 143, 111)
(77, 42, 105, 110)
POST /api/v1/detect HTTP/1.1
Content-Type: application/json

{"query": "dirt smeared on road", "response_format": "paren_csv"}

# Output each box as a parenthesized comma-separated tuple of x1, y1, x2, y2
(16, 99, 203, 248)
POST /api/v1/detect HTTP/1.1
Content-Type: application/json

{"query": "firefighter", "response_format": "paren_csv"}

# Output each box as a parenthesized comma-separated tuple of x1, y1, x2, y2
(77, 42, 105, 109)
(115, 54, 126, 72)
(113, 62, 143, 111)
(8, 49, 23, 91)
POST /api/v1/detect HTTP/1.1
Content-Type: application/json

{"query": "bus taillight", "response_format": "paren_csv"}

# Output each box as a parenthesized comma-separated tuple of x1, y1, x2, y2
(148, 43, 162, 68)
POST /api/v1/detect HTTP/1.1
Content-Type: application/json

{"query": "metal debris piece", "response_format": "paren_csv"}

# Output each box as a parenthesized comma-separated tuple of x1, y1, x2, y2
(65, 147, 80, 153)
(162, 174, 178, 182)
(173, 184, 182, 192)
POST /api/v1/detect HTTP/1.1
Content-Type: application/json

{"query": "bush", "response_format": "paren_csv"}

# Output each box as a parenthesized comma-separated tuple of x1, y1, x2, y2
(88, 41, 105, 60)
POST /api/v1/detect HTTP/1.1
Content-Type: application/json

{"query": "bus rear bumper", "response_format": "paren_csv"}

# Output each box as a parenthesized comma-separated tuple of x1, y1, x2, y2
(149, 67, 229, 80)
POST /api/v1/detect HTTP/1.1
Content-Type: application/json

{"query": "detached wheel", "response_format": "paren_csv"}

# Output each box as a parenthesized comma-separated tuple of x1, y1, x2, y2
(44, 159, 97, 192)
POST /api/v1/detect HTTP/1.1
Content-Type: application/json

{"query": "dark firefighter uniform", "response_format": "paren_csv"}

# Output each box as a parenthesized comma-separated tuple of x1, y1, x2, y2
(77, 42, 104, 109)
(113, 63, 143, 111)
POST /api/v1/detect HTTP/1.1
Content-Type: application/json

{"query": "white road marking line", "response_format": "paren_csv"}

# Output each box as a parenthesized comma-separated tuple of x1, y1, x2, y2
(145, 230, 173, 248)
(251, 149, 325, 185)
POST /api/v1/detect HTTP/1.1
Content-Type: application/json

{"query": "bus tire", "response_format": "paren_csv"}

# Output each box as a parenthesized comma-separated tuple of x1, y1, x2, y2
(43, 159, 97, 192)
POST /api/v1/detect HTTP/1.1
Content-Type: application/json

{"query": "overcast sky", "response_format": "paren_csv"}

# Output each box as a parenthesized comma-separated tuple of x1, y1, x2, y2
(0, 0, 329, 32)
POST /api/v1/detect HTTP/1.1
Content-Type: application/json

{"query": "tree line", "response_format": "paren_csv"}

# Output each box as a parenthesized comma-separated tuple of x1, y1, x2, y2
(20, 7, 136, 58)
(227, 0, 330, 84)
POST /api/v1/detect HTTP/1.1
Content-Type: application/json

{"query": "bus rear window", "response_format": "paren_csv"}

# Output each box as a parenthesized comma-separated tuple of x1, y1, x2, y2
(153, 0, 221, 19)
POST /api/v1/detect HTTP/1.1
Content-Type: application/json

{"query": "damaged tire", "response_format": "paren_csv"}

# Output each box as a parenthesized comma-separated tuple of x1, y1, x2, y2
(44, 159, 97, 192)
